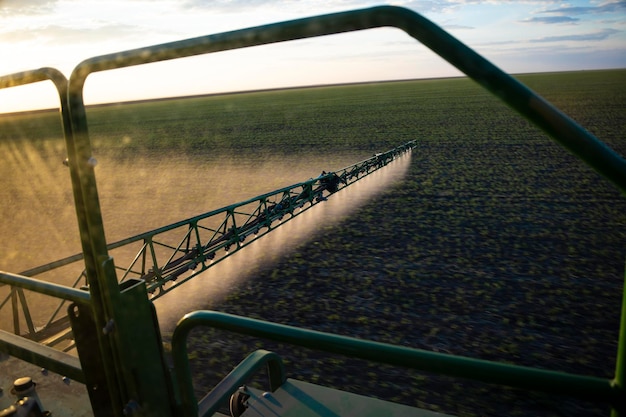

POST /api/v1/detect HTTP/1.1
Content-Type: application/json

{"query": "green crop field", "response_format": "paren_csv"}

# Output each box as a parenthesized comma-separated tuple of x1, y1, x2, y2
(1, 69, 625, 416)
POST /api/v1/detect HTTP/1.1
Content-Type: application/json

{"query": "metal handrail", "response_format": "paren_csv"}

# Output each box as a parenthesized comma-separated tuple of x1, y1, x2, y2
(0, 272, 87, 382)
(0, 271, 90, 305)
(172, 310, 623, 414)
(196, 350, 285, 417)
(0, 67, 67, 95)
(0, 328, 84, 383)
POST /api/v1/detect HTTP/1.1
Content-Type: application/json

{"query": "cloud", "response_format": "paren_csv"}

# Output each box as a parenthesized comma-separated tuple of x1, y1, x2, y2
(443, 24, 474, 30)
(180, 0, 271, 12)
(519, 1, 624, 27)
(0, 0, 58, 16)
(400, 1, 461, 14)
(522, 15, 579, 24)
(0, 22, 142, 44)
(531, 28, 620, 42)
(541, 1, 626, 16)
(178, 0, 380, 14)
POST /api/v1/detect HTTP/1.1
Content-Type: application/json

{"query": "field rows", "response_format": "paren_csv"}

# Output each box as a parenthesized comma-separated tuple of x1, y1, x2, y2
(177, 71, 625, 417)
(1, 69, 625, 416)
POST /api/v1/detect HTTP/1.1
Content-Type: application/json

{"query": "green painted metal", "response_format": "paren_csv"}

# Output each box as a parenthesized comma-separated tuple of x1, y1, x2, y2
(242, 379, 449, 417)
(172, 310, 622, 413)
(0, 141, 413, 346)
(0, 269, 87, 341)
(15, 141, 414, 303)
(0, 271, 90, 305)
(613, 268, 626, 417)
(0, 67, 67, 97)
(101, 276, 176, 416)
(0, 4, 625, 417)
(169, 337, 284, 415)
(0, 329, 84, 383)
(0, 270, 88, 340)
(66, 82, 127, 417)
(0, 286, 33, 336)
(68, 300, 116, 415)
(196, 350, 285, 417)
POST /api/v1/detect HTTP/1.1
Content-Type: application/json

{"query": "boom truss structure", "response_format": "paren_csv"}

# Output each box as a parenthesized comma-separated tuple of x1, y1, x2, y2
(3, 140, 414, 338)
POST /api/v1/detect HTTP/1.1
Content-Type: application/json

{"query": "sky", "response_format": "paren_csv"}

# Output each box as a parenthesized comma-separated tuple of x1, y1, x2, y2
(0, 0, 624, 113)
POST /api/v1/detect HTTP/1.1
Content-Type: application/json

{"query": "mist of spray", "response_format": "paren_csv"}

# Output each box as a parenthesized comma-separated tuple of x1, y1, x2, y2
(154, 152, 413, 331)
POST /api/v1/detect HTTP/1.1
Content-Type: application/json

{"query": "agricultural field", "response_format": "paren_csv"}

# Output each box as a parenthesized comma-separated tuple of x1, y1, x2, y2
(173, 70, 625, 417)
(1, 69, 625, 416)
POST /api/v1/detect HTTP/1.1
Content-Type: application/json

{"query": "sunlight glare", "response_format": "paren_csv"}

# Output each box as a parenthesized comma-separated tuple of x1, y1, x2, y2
(0, 81, 62, 114)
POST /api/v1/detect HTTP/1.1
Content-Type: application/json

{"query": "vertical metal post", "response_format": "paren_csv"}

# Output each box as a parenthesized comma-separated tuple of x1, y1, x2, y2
(11, 288, 19, 335)
(16, 288, 36, 336)
(612, 266, 626, 416)
(67, 67, 175, 416)
(62, 69, 127, 416)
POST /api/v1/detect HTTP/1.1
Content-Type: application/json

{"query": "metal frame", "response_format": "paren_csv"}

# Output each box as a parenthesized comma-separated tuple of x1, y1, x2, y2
(172, 311, 621, 416)
(3, 141, 413, 305)
(0, 141, 413, 350)
(1, 5, 625, 416)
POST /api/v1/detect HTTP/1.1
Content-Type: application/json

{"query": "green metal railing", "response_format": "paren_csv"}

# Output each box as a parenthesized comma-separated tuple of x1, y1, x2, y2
(0, 272, 87, 382)
(172, 310, 623, 416)
(1, 4, 625, 417)
(195, 349, 285, 417)
(0, 271, 89, 305)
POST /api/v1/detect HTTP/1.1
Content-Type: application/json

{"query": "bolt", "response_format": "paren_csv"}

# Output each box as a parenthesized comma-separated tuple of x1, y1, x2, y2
(123, 400, 140, 415)
(102, 319, 115, 335)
